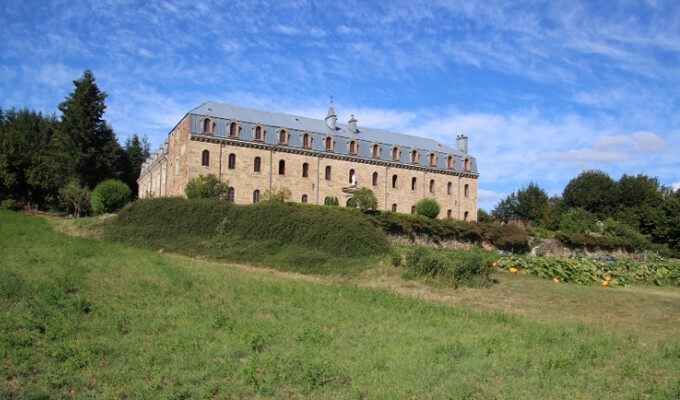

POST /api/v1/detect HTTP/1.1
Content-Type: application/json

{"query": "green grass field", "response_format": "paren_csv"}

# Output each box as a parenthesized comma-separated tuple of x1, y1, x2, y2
(2, 209, 679, 399)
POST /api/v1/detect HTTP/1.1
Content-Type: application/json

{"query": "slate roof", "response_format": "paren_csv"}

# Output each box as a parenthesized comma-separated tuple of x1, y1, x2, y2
(187, 101, 478, 174)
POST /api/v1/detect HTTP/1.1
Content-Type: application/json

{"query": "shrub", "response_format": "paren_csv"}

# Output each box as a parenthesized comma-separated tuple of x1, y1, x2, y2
(60, 180, 91, 218)
(491, 223, 531, 253)
(91, 179, 131, 215)
(405, 246, 493, 287)
(1, 199, 24, 212)
(415, 198, 440, 219)
(350, 187, 378, 212)
(559, 208, 597, 234)
(185, 174, 229, 199)
(261, 186, 291, 202)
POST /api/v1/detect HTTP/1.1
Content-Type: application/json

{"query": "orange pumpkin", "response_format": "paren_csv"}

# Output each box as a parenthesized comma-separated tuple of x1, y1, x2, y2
(553, 277, 560, 283)
(508, 267, 518, 274)
(492, 262, 498, 268)
(601, 280, 609, 287)
(605, 276, 612, 281)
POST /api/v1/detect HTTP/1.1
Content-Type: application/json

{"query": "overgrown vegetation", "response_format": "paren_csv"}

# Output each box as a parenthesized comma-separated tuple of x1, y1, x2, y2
(101, 197, 391, 275)
(2, 210, 679, 399)
(401, 246, 494, 287)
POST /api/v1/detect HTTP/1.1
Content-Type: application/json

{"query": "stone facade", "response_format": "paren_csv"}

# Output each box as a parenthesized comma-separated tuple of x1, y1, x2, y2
(138, 101, 479, 221)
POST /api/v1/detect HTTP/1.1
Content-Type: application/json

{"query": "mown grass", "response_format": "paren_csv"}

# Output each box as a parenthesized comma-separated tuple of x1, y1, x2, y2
(2, 209, 680, 399)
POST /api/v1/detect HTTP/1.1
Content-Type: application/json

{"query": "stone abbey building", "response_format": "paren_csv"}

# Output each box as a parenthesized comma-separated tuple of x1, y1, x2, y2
(138, 101, 479, 221)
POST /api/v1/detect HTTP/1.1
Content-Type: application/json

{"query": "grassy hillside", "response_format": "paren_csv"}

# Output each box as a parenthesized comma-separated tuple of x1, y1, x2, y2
(2, 209, 680, 399)
(101, 198, 391, 274)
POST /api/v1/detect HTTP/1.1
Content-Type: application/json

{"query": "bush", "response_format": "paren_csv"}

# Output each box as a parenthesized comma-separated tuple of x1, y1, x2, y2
(261, 186, 291, 202)
(185, 174, 229, 199)
(91, 179, 131, 215)
(350, 187, 378, 212)
(60, 180, 91, 218)
(559, 208, 597, 234)
(405, 246, 493, 287)
(1, 199, 24, 212)
(415, 198, 441, 219)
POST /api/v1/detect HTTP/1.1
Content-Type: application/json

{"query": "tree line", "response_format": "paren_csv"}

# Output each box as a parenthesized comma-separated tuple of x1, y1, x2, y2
(484, 171, 680, 255)
(0, 70, 150, 213)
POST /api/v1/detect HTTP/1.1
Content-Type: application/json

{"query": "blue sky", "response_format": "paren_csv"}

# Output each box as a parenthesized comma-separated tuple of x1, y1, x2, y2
(2, 0, 679, 210)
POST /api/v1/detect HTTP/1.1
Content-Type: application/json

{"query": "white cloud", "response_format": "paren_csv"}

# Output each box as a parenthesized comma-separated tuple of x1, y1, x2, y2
(540, 131, 668, 166)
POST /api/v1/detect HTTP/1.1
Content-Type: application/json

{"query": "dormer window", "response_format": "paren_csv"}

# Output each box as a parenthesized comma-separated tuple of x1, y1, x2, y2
(201, 117, 214, 134)
(410, 149, 419, 164)
(391, 146, 400, 161)
(324, 135, 334, 151)
(428, 152, 437, 167)
(446, 155, 454, 169)
(228, 120, 239, 138)
(348, 139, 358, 155)
(253, 125, 264, 141)
(278, 128, 289, 145)
(302, 132, 312, 148)
(371, 142, 381, 158)
(463, 158, 471, 172)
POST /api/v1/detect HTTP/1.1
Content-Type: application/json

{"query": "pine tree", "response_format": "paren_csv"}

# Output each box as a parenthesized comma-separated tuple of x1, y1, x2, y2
(122, 133, 151, 197)
(51, 70, 125, 190)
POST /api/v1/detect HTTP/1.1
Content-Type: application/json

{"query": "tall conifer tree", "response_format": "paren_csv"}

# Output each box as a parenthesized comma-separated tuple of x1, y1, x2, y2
(51, 70, 124, 189)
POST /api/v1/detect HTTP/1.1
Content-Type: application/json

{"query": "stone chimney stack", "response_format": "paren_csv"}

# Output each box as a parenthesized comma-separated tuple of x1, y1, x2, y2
(348, 114, 358, 133)
(456, 133, 468, 154)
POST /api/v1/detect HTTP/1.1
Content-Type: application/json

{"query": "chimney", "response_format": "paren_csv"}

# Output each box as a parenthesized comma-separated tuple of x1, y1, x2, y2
(348, 114, 358, 133)
(456, 133, 468, 153)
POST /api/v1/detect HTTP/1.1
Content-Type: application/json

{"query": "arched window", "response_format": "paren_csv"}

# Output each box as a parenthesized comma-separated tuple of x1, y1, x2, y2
(302, 132, 311, 148)
(325, 136, 334, 151)
(253, 190, 260, 203)
(392, 174, 398, 189)
(302, 163, 309, 178)
(464, 184, 469, 198)
(278, 160, 285, 175)
(254, 157, 261, 172)
(372, 143, 381, 158)
(278, 128, 288, 145)
(463, 158, 471, 172)
(391, 146, 400, 161)
(429, 179, 435, 193)
(446, 155, 454, 169)
(201, 150, 210, 166)
(228, 121, 238, 138)
(227, 187, 235, 203)
(411, 177, 417, 191)
(411, 205, 416, 214)
(447, 182, 452, 195)
(228, 153, 236, 169)
(253, 125, 263, 141)
(464, 211, 469, 221)
(372, 172, 378, 186)
(391, 203, 397, 212)
(447, 209, 452, 218)
(325, 166, 331, 180)
(301, 194, 308, 203)
(410, 149, 419, 164)
(349, 169, 355, 184)
(429, 152, 437, 167)
(348, 139, 358, 154)
(202, 117, 213, 134)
